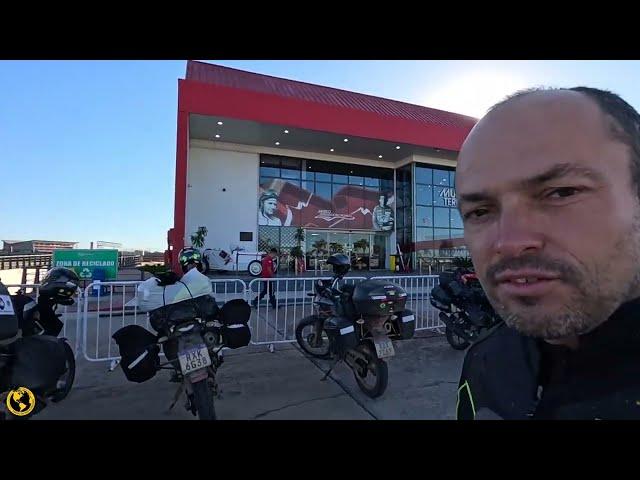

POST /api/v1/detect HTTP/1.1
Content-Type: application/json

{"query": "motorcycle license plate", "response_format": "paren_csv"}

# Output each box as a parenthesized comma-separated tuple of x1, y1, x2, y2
(373, 336, 395, 358)
(178, 344, 212, 374)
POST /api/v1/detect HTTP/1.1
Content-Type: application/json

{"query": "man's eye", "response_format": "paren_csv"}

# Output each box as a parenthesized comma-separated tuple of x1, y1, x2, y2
(463, 208, 489, 220)
(546, 187, 581, 199)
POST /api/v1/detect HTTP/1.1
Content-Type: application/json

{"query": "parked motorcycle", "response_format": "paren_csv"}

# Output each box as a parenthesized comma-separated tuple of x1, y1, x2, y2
(295, 254, 415, 398)
(0, 268, 79, 420)
(111, 268, 252, 420)
(430, 268, 501, 350)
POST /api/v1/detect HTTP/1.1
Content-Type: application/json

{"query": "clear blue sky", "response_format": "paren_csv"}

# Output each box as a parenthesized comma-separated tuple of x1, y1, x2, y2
(2, 60, 640, 252)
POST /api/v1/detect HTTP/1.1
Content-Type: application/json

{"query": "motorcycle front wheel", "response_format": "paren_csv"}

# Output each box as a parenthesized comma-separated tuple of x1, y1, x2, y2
(51, 341, 76, 403)
(352, 342, 388, 399)
(445, 326, 471, 350)
(295, 315, 331, 359)
(191, 378, 217, 420)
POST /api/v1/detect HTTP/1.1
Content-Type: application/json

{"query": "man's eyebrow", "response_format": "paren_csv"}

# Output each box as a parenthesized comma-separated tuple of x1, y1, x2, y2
(516, 163, 605, 190)
(457, 163, 605, 207)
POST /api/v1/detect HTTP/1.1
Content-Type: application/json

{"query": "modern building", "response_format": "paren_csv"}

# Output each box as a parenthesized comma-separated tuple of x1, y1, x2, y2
(167, 61, 476, 272)
(2, 240, 78, 255)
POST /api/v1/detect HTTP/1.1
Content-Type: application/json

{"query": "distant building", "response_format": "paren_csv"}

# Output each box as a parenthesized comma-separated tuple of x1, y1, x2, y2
(2, 240, 78, 255)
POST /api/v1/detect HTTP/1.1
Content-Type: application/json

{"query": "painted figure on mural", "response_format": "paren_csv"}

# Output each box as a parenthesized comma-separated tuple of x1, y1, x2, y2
(372, 192, 394, 231)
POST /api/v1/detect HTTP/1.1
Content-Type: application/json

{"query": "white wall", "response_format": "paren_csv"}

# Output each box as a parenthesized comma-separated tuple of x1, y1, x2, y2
(186, 147, 259, 252)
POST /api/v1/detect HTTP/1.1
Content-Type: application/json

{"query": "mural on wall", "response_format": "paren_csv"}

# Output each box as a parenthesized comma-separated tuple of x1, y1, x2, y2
(258, 178, 394, 231)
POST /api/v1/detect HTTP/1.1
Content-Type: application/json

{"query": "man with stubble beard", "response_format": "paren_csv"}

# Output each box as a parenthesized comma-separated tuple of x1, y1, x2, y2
(454, 86, 640, 420)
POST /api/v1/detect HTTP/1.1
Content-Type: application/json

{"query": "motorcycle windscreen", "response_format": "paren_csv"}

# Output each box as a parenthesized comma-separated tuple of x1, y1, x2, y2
(9, 336, 68, 394)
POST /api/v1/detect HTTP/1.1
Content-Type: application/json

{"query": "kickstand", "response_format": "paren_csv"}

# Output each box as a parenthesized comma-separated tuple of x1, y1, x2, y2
(168, 383, 185, 411)
(321, 358, 341, 381)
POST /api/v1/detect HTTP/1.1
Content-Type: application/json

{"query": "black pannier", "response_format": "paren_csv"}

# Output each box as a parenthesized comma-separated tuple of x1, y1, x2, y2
(324, 316, 358, 356)
(219, 299, 251, 349)
(112, 325, 160, 383)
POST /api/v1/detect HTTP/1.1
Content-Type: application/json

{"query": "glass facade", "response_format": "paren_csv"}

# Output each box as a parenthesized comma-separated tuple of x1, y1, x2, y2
(414, 164, 466, 261)
(258, 154, 394, 269)
(257, 154, 467, 271)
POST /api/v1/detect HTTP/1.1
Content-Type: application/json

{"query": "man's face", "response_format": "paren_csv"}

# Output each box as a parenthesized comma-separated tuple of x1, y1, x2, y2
(379, 195, 385, 207)
(264, 198, 278, 216)
(456, 91, 640, 340)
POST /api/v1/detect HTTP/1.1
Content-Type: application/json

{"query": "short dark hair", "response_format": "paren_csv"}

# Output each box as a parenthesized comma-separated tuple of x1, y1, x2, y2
(490, 86, 640, 199)
(270, 248, 278, 254)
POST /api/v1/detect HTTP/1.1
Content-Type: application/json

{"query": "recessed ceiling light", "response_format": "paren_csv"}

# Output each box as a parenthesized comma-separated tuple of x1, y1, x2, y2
(330, 148, 334, 152)
(217, 121, 223, 125)
(215, 134, 220, 139)
(343, 138, 349, 142)
(350, 171, 353, 174)
(275, 141, 280, 146)
(378, 155, 383, 159)
(395, 146, 401, 150)
(284, 129, 289, 134)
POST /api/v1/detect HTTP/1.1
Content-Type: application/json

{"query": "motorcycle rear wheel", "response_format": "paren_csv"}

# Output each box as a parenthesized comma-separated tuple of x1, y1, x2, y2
(191, 378, 217, 420)
(353, 343, 388, 399)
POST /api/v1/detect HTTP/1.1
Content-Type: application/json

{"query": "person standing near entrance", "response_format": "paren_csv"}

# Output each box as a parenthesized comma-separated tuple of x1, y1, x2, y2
(252, 248, 278, 309)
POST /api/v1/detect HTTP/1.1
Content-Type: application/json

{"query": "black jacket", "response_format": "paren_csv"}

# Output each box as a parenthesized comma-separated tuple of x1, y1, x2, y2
(457, 297, 640, 420)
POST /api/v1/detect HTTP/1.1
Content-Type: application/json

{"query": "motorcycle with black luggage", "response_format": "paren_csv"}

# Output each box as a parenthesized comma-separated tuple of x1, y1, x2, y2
(429, 268, 501, 350)
(295, 254, 416, 398)
(0, 268, 79, 420)
(110, 255, 252, 420)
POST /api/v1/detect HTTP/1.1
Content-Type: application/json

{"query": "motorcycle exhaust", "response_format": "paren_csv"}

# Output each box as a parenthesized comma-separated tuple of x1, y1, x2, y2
(438, 312, 475, 342)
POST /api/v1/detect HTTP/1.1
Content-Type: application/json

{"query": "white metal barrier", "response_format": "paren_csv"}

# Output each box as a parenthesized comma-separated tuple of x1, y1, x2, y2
(369, 275, 443, 331)
(81, 279, 248, 362)
(247, 276, 367, 345)
(4, 283, 84, 358)
(10, 274, 441, 363)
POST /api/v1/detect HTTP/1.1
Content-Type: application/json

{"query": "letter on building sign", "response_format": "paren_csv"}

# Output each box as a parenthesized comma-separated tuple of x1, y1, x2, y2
(439, 187, 457, 207)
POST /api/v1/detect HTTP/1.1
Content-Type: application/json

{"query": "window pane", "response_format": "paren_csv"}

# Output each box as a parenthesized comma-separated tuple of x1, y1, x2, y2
(434, 207, 450, 228)
(381, 179, 394, 192)
(260, 166, 280, 178)
(450, 171, 456, 187)
(315, 183, 332, 201)
(260, 156, 280, 168)
(415, 167, 432, 185)
(333, 184, 347, 198)
(315, 172, 331, 182)
(301, 181, 314, 194)
(260, 177, 277, 188)
(416, 227, 433, 243)
(333, 174, 348, 184)
(433, 169, 450, 186)
(348, 175, 363, 186)
(451, 229, 464, 239)
(416, 184, 433, 206)
(435, 228, 450, 240)
(416, 206, 433, 227)
(280, 157, 301, 170)
(451, 209, 464, 229)
(281, 168, 300, 180)
(365, 177, 380, 187)
(301, 169, 314, 181)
